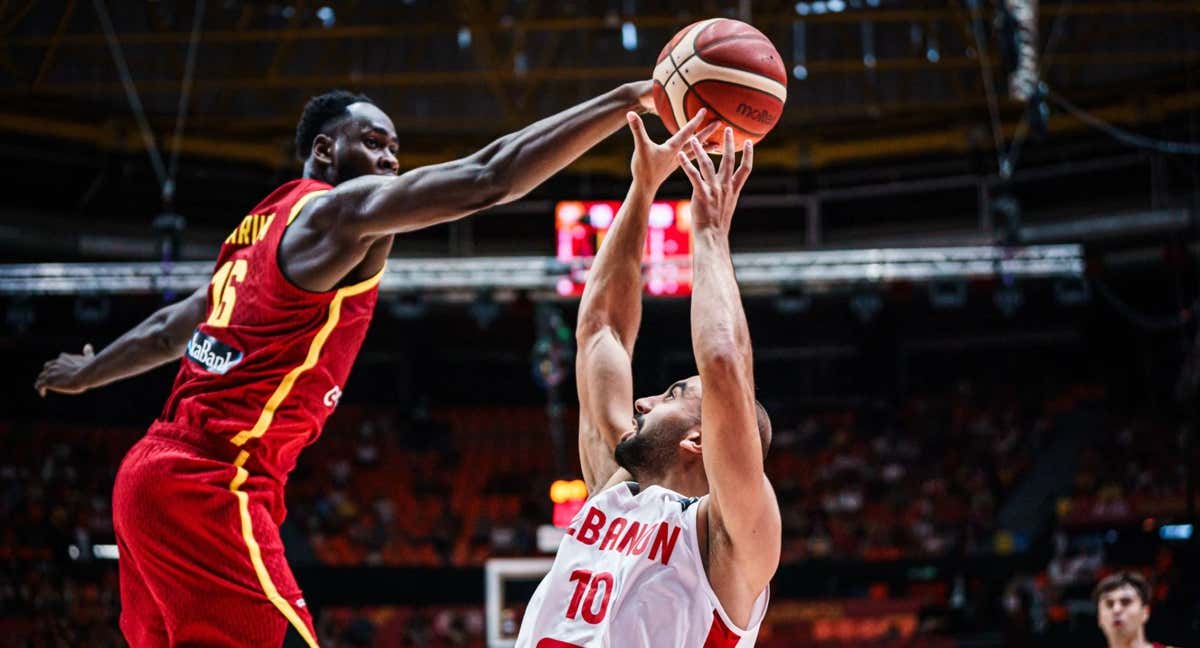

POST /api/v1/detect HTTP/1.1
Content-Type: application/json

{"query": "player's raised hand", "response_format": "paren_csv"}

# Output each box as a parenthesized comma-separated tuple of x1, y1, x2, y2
(627, 108, 720, 188)
(35, 343, 95, 397)
(677, 126, 753, 234)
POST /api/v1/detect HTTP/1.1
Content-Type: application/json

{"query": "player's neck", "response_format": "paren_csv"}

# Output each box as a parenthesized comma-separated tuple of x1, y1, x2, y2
(302, 160, 336, 184)
(1108, 632, 1150, 648)
(639, 467, 708, 498)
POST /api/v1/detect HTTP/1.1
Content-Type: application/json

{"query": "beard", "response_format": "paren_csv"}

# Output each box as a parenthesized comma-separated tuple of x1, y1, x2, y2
(614, 414, 679, 480)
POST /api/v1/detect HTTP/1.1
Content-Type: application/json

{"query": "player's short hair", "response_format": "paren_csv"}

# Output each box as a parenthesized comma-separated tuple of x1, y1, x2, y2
(1092, 571, 1150, 606)
(755, 400, 772, 461)
(295, 89, 374, 160)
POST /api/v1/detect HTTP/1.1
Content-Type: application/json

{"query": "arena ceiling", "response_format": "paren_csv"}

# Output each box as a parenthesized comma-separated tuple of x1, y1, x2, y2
(0, 0, 1197, 265)
(1, 0, 1197, 175)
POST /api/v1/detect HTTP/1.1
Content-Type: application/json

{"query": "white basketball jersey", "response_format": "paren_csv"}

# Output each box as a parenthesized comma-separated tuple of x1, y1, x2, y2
(515, 483, 769, 648)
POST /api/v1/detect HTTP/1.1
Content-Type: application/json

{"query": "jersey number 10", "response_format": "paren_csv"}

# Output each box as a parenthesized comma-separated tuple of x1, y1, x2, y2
(534, 570, 615, 648)
(566, 569, 614, 624)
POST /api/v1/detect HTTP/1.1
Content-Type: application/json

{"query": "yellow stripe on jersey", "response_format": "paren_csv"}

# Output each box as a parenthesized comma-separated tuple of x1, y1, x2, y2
(228, 263, 385, 447)
(288, 190, 328, 225)
(228, 450, 319, 648)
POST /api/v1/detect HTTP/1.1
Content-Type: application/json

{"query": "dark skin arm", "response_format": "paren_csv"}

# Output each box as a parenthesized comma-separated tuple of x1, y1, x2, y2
(34, 83, 657, 391)
(285, 82, 657, 292)
(35, 285, 208, 396)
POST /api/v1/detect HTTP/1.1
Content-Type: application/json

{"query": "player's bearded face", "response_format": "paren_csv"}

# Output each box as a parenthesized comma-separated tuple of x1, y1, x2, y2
(615, 378, 701, 478)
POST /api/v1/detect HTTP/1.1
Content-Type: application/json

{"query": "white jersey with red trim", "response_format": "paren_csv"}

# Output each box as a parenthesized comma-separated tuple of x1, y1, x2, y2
(515, 482, 769, 648)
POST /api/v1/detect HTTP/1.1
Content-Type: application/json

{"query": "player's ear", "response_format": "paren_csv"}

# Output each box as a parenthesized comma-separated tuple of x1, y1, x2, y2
(311, 133, 335, 165)
(679, 429, 702, 456)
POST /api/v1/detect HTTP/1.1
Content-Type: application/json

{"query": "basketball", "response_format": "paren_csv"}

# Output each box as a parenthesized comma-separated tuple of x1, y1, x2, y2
(652, 18, 788, 149)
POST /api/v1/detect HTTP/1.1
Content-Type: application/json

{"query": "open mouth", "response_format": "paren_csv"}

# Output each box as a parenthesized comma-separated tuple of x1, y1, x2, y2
(621, 416, 642, 442)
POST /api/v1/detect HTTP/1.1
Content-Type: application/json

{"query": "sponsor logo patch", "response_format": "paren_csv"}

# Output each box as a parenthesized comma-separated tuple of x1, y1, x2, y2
(186, 329, 244, 375)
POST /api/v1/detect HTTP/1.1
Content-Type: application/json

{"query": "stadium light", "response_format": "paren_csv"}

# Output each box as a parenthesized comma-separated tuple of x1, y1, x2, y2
(621, 21, 638, 51)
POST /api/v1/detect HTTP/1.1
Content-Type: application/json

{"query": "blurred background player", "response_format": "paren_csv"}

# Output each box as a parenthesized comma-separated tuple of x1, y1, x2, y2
(516, 114, 777, 646)
(1094, 572, 1176, 648)
(33, 81, 655, 647)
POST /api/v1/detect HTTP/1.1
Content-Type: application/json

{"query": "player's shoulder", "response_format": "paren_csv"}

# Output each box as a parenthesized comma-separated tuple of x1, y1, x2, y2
(258, 178, 333, 208)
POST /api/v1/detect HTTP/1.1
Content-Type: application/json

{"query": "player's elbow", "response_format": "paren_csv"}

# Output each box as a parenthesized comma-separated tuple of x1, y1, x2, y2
(575, 314, 608, 344)
(468, 163, 511, 210)
(146, 314, 178, 354)
(697, 345, 751, 384)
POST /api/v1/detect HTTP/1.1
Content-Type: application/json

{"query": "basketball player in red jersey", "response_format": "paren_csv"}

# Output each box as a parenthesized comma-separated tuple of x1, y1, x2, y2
(34, 82, 657, 647)
(516, 119, 778, 645)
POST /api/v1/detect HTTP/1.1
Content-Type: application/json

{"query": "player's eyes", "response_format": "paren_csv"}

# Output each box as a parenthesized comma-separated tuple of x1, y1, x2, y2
(365, 138, 380, 148)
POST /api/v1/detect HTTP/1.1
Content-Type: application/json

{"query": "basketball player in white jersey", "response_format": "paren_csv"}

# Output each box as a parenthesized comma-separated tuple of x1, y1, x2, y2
(516, 112, 778, 648)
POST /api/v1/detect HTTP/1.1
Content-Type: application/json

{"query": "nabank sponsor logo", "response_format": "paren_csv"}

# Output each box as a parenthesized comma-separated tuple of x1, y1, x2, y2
(186, 329, 244, 375)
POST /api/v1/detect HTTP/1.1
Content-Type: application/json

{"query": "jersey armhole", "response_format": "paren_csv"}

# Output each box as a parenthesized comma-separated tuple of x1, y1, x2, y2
(272, 189, 338, 296)
(687, 499, 771, 637)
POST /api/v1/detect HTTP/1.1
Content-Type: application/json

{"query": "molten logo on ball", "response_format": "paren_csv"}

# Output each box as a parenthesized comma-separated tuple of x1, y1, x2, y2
(736, 103, 775, 125)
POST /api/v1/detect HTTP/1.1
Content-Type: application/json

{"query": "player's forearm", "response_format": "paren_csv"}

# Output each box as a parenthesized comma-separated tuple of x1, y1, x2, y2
(79, 296, 202, 389)
(342, 82, 650, 238)
(576, 180, 655, 352)
(690, 228, 752, 374)
(485, 81, 649, 204)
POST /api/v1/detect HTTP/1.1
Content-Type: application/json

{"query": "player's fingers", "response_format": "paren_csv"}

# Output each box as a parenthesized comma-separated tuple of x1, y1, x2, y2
(719, 128, 735, 179)
(668, 109, 708, 148)
(627, 112, 648, 149)
(83, 343, 94, 356)
(677, 151, 704, 189)
(688, 138, 716, 183)
(733, 140, 754, 191)
(695, 122, 721, 149)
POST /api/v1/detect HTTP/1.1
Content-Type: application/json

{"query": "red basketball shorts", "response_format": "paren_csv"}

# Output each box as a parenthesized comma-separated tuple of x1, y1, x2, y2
(112, 429, 319, 647)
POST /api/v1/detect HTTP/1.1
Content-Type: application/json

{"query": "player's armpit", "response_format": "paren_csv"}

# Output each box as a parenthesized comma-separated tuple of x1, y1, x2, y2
(575, 326, 635, 496)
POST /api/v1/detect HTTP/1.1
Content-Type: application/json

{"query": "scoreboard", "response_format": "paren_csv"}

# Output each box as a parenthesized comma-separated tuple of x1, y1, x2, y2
(554, 200, 694, 297)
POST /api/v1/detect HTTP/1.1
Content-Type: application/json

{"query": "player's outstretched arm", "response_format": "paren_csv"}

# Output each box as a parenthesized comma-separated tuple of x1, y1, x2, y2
(310, 81, 656, 241)
(576, 110, 716, 496)
(679, 131, 781, 587)
(34, 285, 208, 397)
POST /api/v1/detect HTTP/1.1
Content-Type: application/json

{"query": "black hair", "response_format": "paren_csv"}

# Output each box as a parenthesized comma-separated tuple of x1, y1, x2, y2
(1093, 571, 1151, 606)
(294, 90, 373, 161)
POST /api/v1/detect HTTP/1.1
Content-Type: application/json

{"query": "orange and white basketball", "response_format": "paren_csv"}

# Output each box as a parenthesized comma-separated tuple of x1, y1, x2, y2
(652, 18, 788, 149)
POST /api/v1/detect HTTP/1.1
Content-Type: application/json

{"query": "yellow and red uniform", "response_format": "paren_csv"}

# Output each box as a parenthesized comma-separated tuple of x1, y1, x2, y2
(113, 179, 381, 647)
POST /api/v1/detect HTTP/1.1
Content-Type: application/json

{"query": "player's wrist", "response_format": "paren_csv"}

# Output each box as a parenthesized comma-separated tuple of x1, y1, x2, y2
(72, 362, 97, 391)
(619, 80, 654, 115)
(629, 168, 666, 190)
(693, 222, 731, 242)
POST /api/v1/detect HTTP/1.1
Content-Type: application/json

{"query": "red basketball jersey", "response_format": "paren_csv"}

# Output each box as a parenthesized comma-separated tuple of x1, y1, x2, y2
(159, 178, 382, 499)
